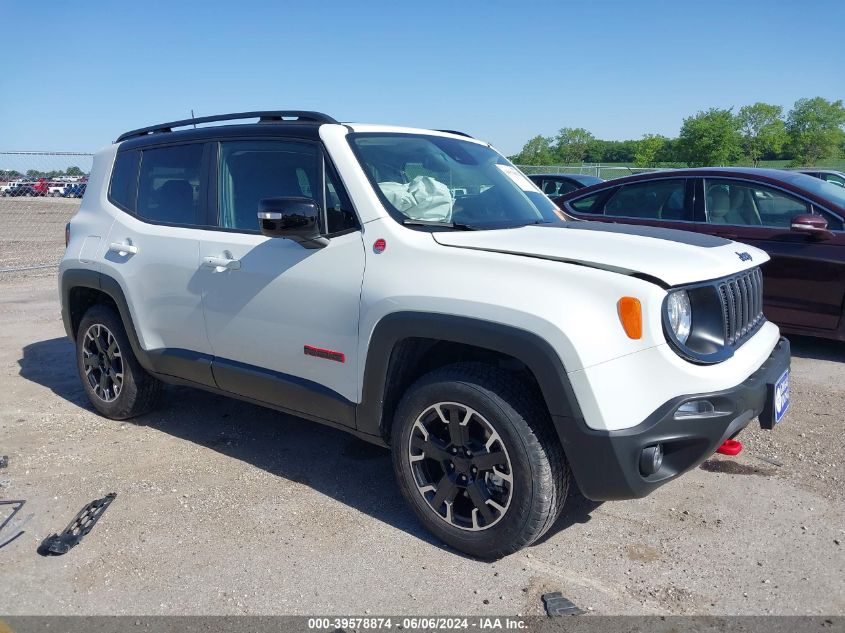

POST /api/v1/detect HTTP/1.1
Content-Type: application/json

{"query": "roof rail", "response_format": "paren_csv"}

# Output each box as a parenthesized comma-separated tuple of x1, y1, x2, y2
(115, 111, 338, 143)
(436, 129, 474, 139)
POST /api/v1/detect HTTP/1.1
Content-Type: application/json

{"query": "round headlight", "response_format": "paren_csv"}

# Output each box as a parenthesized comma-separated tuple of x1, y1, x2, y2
(667, 290, 692, 344)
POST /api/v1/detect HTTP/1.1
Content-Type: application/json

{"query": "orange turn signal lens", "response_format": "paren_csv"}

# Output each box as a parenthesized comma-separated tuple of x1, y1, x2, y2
(617, 297, 642, 339)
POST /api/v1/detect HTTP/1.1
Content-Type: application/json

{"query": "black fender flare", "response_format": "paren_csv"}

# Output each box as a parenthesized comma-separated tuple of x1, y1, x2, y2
(59, 269, 214, 385)
(60, 269, 146, 364)
(355, 312, 586, 441)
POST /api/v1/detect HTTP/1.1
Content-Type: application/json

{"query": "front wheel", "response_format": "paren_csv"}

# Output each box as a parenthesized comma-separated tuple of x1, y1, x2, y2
(391, 363, 570, 559)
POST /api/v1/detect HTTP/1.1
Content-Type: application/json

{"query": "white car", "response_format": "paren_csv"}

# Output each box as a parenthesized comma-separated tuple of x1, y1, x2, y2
(59, 111, 791, 558)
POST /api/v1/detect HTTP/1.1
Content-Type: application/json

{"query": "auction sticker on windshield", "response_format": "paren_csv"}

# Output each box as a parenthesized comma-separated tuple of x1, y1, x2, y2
(496, 164, 537, 191)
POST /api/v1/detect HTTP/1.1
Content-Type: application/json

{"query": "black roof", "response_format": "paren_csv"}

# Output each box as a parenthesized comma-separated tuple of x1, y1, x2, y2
(115, 110, 339, 148)
(114, 111, 474, 150)
(797, 168, 845, 176)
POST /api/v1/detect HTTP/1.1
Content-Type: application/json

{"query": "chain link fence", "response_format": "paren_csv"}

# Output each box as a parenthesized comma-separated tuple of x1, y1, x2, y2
(0, 151, 93, 273)
(515, 164, 669, 180)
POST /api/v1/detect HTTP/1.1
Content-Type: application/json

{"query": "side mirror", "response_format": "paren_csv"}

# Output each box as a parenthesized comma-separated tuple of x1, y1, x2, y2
(790, 214, 833, 240)
(258, 197, 328, 249)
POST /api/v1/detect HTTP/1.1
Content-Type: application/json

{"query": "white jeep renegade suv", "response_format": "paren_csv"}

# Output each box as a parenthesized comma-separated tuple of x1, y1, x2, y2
(60, 111, 791, 558)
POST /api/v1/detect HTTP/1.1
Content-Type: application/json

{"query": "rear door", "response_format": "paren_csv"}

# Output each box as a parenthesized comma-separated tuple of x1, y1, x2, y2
(564, 177, 695, 230)
(198, 138, 365, 428)
(102, 142, 215, 385)
(694, 177, 845, 332)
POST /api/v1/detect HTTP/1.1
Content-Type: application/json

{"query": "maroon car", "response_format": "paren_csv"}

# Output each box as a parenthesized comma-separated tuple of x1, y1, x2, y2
(554, 168, 845, 341)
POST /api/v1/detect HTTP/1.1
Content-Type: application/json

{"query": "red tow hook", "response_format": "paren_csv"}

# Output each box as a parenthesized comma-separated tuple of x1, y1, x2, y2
(717, 439, 743, 456)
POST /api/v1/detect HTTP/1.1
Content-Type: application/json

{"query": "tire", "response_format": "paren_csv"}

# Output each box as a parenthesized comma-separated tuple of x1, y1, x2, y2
(75, 304, 162, 419)
(391, 362, 570, 559)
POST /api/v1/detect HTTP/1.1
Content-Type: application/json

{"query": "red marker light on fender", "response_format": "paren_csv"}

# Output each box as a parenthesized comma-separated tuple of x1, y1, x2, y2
(373, 238, 387, 254)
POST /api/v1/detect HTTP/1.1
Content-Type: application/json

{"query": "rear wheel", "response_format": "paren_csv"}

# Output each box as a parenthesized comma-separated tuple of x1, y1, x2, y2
(392, 363, 570, 558)
(76, 304, 162, 419)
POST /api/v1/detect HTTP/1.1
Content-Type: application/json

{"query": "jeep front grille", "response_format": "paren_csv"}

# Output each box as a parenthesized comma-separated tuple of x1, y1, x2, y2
(718, 267, 764, 346)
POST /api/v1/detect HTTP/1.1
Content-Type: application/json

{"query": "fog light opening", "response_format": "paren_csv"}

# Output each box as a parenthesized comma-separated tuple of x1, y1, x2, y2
(639, 444, 664, 477)
(674, 399, 716, 419)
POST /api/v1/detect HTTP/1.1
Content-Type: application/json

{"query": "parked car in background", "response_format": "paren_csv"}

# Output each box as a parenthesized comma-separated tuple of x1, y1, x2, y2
(63, 183, 86, 198)
(3, 184, 39, 197)
(796, 169, 845, 188)
(528, 173, 604, 197)
(48, 183, 67, 196)
(554, 168, 845, 341)
(31, 178, 50, 196)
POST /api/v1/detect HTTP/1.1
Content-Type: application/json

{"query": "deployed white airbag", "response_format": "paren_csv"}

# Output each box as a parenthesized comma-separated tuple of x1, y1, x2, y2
(378, 176, 453, 221)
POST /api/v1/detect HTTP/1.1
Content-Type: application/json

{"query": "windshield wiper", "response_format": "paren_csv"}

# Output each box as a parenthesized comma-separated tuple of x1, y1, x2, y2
(403, 219, 478, 230)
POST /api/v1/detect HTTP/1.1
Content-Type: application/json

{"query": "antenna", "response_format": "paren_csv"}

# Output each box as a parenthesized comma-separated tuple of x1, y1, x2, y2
(191, 109, 196, 129)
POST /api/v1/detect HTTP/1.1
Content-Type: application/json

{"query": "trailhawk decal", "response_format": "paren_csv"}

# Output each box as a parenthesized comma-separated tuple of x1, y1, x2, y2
(304, 345, 346, 363)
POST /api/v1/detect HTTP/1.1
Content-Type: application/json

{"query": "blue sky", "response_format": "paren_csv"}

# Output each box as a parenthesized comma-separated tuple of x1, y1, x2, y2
(1, 0, 843, 155)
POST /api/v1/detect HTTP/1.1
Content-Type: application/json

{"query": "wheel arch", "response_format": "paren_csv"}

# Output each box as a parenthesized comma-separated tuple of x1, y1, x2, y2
(61, 269, 153, 373)
(356, 312, 585, 445)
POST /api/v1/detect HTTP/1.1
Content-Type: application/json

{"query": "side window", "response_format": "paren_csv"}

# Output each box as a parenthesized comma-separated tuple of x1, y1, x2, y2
(556, 181, 579, 196)
(539, 179, 559, 196)
(568, 192, 602, 214)
(109, 150, 140, 211)
(704, 179, 808, 228)
(823, 173, 845, 188)
(603, 179, 689, 220)
(137, 144, 204, 225)
(218, 140, 319, 231)
(325, 167, 359, 234)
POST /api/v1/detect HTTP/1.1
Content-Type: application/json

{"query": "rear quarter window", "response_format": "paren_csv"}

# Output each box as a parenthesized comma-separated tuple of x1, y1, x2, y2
(568, 191, 604, 214)
(108, 150, 140, 212)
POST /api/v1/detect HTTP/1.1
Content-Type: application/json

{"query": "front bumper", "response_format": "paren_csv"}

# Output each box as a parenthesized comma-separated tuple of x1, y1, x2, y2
(560, 337, 791, 501)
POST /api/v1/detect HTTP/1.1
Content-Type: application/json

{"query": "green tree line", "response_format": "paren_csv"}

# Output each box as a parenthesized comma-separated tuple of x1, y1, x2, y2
(510, 97, 845, 168)
(0, 166, 86, 180)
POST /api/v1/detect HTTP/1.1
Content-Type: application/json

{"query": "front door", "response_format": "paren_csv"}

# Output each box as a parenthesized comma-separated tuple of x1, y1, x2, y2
(695, 177, 845, 332)
(198, 138, 365, 428)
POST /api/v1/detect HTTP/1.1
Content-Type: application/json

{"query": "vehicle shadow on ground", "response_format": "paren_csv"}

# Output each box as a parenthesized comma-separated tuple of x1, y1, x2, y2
(788, 334, 845, 362)
(19, 337, 592, 559)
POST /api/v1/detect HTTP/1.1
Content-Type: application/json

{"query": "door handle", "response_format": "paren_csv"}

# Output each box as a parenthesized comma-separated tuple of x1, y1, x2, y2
(203, 255, 241, 271)
(108, 241, 138, 256)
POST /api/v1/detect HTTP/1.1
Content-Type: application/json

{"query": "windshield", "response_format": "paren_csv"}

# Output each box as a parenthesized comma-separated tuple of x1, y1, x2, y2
(780, 171, 845, 210)
(348, 133, 562, 229)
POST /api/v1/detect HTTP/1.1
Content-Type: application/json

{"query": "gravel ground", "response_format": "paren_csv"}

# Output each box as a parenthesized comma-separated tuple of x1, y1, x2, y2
(0, 274, 843, 616)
